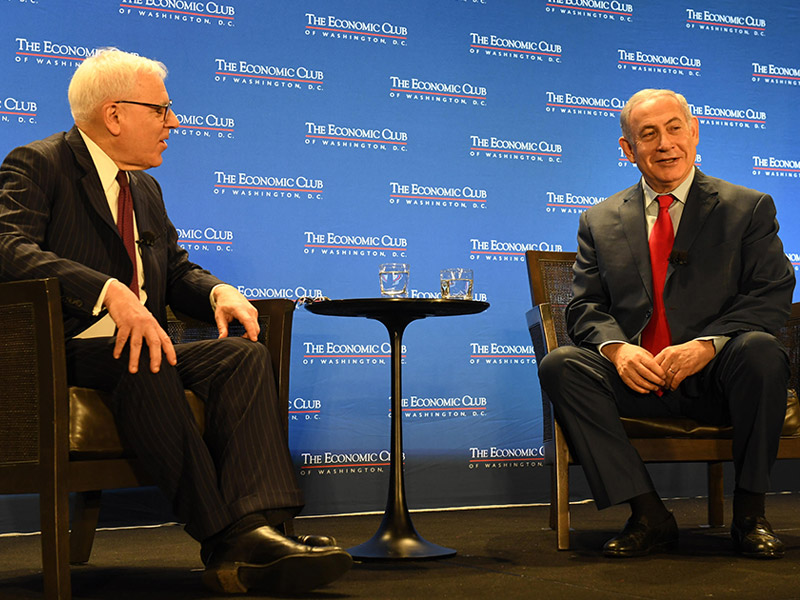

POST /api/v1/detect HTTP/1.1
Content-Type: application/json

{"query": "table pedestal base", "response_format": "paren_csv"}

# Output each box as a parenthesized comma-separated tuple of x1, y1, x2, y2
(347, 516, 456, 560)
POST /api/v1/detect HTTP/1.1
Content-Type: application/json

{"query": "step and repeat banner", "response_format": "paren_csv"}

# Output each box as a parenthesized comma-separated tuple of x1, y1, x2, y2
(2, 0, 799, 522)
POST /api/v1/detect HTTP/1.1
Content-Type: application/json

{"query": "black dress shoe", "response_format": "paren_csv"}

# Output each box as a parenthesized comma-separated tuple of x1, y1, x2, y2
(603, 513, 678, 558)
(731, 516, 785, 559)
(291, 533, 338, 547)
(202, 525, 353, 594)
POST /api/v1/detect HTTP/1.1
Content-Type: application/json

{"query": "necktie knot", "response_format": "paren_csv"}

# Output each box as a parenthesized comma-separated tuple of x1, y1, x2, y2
(116, 170, 129, 190)
(656, 194, 673, 210)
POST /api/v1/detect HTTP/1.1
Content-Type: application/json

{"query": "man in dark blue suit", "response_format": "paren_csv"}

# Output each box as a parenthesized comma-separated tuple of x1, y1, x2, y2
(0, 48, 351, 594)
(538, 89, 795, 559)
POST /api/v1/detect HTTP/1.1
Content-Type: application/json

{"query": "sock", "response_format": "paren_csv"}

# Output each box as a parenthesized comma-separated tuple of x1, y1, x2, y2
(263, 508, 296, 529)
(201, 512, 270, 562)
(629, 491, 670, 525)
(733, 488, 765, 524)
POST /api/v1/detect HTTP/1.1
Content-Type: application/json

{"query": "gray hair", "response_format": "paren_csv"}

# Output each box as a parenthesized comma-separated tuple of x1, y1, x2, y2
(619, 89, 693, 142)
(68, 48, 167, 123)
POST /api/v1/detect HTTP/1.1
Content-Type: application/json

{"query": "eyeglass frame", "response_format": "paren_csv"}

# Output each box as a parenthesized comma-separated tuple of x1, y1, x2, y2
(114, 99, 174, 123)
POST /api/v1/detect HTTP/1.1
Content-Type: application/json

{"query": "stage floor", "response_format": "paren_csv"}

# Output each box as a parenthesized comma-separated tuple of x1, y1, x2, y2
(2, 493, 800, 599)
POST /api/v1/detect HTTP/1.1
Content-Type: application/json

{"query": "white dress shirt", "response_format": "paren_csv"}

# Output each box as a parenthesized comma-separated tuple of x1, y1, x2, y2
(75, 128, 147, 338)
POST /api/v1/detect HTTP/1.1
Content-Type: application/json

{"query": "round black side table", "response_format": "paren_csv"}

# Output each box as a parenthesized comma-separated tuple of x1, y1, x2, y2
(305, 298, 489, 560)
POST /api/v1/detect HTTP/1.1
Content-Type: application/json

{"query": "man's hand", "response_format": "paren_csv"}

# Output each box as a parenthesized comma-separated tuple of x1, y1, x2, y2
(602, 339, 716, 394)
(103, 279, 177, 374)
(602, 342, 666, 394)
(653, 339, 715, 391)
(212, 284, 260, 341)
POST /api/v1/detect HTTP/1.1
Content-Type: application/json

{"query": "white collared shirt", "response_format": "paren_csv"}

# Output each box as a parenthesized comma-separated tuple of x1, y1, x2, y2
(75, 128, 147, 337)
(641, 167, 695, 238)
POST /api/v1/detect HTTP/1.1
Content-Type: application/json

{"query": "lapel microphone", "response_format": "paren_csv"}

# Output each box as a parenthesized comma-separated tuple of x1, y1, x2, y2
(669, 250, 689, 266)
(137, 231, 157, 248)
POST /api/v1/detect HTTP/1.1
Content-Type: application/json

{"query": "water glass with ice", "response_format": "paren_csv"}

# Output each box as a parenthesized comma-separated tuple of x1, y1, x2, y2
(440, 268, 473, 300)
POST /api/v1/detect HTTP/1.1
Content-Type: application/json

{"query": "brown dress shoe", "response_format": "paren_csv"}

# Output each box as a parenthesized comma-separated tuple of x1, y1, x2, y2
(603, 513, 678, 558)
(731, 516, 785, 559)
(202, 525, 353, 594)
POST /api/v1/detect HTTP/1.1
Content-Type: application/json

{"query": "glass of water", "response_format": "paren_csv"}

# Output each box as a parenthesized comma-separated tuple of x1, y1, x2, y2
(440, 268, 473, 300)
(379, 263, 410, 297)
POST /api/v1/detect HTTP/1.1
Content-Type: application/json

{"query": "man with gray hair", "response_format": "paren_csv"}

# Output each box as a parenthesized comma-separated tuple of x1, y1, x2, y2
(0, 48, 352, 594)
(538, 88, 794, 558)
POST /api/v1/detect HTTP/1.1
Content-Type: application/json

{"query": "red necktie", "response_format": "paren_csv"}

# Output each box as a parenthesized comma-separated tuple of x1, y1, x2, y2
(116, 171, 139, 298)
(641, 194, 674, 357)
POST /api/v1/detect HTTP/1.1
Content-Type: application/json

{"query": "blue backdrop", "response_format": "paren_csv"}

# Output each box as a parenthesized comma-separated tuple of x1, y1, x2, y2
(1, 0, 799, 528)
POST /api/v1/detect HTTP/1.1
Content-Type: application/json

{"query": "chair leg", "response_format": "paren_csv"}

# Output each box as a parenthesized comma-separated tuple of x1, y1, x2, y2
(554, 422, 571, 550)
(548, 464, 557, 530)
(70, 490, 102, 564)
(40, 486, 72, 599)
(707, 461, 724, 528)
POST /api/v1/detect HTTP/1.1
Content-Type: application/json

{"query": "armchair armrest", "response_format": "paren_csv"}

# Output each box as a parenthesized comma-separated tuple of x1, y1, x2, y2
(526, 304, 559, 451)
(168, 299, 295, 425)
(0, 278, 68, 491)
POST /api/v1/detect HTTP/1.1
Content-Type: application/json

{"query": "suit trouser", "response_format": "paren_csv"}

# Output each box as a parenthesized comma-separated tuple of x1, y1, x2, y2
(537, 332, 789, 510)
(65, 335, 304, 541)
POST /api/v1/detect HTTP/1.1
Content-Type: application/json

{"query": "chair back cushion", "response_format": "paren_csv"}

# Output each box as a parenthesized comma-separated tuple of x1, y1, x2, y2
(525, 251, 576, 348)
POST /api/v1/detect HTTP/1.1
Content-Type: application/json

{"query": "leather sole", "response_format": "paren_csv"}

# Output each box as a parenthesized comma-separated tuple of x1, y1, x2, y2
(736, 547, 784, 559)
(202, 550, 353, 594)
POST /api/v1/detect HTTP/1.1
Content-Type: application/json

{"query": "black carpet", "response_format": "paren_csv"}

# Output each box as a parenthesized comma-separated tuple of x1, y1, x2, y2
(2, 494, 800, 599)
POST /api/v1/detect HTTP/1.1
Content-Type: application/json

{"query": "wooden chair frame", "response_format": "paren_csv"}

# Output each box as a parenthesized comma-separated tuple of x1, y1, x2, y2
(0, 278, 295, 599)
(525, 250, 800, 550)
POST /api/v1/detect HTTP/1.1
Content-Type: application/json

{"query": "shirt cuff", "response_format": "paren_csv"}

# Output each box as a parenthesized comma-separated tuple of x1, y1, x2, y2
(93, 278, 117, 316)
(696, 335, 729, 354)
(598, 340, 627, 359)
(210, 283, 235, 310)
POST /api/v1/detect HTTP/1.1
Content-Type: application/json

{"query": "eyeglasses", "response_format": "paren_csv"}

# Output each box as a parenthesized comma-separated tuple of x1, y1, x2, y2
(115, 99, 173, 123)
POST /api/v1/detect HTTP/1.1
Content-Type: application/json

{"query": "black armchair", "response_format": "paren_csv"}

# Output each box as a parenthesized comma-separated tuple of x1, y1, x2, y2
(524, 250, 800, 550)
(0, 277, 295, 599)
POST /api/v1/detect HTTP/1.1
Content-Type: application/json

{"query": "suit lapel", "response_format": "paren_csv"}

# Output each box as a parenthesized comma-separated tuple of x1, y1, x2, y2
(672, 170, 718, 264)
(127, 172, 154, 283)
(619, 183, 653, 299)
(65, 127, 119, 235)
(127, 172, 152, 234)
(618, 173, 718, 298)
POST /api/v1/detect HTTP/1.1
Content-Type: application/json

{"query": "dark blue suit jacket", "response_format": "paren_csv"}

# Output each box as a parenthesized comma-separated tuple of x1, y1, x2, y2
(0, 126, 224, 338)
(566, 170, 795, 349)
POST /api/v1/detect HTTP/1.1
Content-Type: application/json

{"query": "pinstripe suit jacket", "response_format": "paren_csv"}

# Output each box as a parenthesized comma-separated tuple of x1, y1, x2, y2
(566, 170, 795, 350)
(0, 126, 224, 338)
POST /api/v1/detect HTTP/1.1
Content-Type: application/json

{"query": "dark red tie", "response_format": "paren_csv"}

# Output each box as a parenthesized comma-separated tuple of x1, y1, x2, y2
(116, 170, 139, 298)
(641, 194, 674, 357)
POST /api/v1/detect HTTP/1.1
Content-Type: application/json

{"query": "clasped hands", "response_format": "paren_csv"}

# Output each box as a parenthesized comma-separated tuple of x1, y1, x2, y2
(103, 281, 259, 374)
(602, 339, 716, 394)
